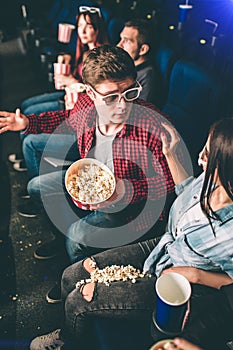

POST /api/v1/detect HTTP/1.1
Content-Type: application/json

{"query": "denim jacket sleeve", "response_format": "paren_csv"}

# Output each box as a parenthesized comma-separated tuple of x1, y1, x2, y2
(143, 231, 174, 276)
(143, 176, 196, 276)
(175, 176, 195, 196)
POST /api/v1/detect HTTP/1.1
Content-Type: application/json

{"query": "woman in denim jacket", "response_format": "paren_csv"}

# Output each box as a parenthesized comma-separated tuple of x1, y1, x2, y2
(29, 117, 233, 350)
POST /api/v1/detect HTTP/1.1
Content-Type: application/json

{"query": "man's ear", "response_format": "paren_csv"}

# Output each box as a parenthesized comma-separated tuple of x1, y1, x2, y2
(85, 85, 95, 101)
(139, 43, 150, 57)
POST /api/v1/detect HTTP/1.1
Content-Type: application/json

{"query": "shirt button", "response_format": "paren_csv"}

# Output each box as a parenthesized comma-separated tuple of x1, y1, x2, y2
(193, 195, 198, 199)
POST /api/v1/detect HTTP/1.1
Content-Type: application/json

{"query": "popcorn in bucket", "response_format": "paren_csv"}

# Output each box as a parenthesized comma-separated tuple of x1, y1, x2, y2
(65, 83, 86, 109)
(149, 340, 174, 350)
(65, 158, 116, 210)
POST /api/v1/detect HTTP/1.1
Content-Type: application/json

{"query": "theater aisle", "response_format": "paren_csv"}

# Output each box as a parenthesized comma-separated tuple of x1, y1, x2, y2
(0, 35, 67, 349)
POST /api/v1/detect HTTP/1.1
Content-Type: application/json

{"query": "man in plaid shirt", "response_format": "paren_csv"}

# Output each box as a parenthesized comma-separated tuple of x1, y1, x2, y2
(0, 45, 176, 264)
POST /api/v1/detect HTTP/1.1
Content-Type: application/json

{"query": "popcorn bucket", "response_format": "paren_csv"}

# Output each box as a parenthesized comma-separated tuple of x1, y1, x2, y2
(149, 339, 174, 350)
(53, 63, 71, 90)
(65, 83, 86, 109)
(65, 158, 116, 210)
(58, 23, 75, 43)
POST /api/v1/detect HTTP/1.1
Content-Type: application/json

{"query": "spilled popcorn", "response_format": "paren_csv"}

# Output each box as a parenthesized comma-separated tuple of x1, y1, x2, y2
(76, 262, 151, 288)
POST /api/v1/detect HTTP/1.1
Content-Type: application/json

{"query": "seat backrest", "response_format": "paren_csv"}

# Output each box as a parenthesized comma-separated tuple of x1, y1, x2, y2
(153, 45, 178, 108)
(107, 17, 125, 45)
(47, 0, 65, 24)
(162, 59, 221, 161)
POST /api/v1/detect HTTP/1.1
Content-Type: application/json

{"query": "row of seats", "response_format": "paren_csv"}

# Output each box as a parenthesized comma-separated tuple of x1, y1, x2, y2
(20, 0, 222, 170)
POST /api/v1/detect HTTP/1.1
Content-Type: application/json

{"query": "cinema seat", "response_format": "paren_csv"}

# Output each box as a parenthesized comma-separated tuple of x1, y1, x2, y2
(161, 59, 221, 164)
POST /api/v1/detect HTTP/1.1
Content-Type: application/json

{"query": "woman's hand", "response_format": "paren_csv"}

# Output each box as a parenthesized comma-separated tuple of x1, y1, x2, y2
(0, 108, 29, 134)
(161, 122, 180, 158)
(161, 266, 200, 284)
(160, 123, 189, 185)
(162, 266, 233, 289)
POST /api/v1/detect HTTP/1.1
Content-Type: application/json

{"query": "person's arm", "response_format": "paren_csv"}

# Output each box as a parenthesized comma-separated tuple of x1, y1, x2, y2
(162, 266, 233, 289)
(161, 122, 190, 185)
(0, 108, 29, 134)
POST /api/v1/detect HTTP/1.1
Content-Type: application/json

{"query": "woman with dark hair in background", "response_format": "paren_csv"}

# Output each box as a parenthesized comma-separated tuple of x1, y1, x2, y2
(9, 6, 109, 172)
(21, 6, 109, 115)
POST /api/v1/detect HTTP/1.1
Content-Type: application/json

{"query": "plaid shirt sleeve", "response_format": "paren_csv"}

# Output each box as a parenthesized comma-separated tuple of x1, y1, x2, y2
(23, 94, 94, 135)
(24, 109, 70, 134)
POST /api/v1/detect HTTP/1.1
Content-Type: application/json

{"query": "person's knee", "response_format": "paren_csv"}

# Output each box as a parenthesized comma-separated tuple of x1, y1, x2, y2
(61, 264, 81, 299)
(22, 134, 38, 158)
(83, 257, 96, 273)
(80, 258, 97, 301)
(80, 282, 95, 302)
(63, 263, 96, 303)
(27, 176, 40, 197)
(66, 223, 84, 262)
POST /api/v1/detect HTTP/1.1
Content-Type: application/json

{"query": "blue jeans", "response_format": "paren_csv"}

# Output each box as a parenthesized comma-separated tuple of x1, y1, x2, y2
(61, 243, 222, 348)
(27, 170, 165, 263)
(23, 133, 78, 179)
(61, 239, 158, 346)
(21, 91, 64, 115)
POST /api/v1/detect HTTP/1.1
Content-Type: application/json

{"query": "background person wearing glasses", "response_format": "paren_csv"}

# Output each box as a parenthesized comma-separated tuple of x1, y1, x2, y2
(0, 44, 175, 267)
(8, 5, 109, 172)
(118, 18, 161, 106)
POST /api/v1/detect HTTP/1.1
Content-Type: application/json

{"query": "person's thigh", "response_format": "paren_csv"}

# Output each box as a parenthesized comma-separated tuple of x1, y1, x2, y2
(27, 170, 66, 199)
(24, 133, 77, 157)
(182, 289, 232, 349)
(43, 133, 77, 159)
(62, 238, 158, 298)
(64, 274, 157, 343)
(21, 91, 64, 112)
(27, 170, 89, 233)
(23, 101, 61, 115)
(66, 209, 161, 263)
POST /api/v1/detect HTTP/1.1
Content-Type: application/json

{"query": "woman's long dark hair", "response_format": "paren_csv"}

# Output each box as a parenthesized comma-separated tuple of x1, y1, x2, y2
(200, 118, 233, 233)
(75, 11, 109, 68)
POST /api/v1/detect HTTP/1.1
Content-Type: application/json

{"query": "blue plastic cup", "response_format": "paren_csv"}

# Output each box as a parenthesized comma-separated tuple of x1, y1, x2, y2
(154, 272, 191, 335)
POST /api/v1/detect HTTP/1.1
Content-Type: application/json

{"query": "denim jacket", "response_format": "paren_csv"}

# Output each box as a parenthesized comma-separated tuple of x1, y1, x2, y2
(143, 173, 233, 278)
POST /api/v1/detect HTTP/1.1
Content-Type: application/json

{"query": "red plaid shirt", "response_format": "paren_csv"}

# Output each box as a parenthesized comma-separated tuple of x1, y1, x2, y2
(25, 94, 175, 232)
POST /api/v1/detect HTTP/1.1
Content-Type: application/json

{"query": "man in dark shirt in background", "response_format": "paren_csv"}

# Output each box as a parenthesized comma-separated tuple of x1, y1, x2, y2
(118, 18, 162, 106)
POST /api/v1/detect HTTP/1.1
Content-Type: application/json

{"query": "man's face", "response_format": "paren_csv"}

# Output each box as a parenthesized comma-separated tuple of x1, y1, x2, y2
(86, 78, 135, 126)
(117, 26, 140, 61)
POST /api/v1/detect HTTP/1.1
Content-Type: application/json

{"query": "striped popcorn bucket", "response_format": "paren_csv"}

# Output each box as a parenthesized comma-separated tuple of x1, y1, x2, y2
(53, 63, 71, 90)
(58, 23, 75, 43)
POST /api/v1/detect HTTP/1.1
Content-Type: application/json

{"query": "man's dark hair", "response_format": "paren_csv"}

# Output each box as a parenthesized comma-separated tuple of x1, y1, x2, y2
(124, 18, 154, 51)
(82, 45, 137, 87)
